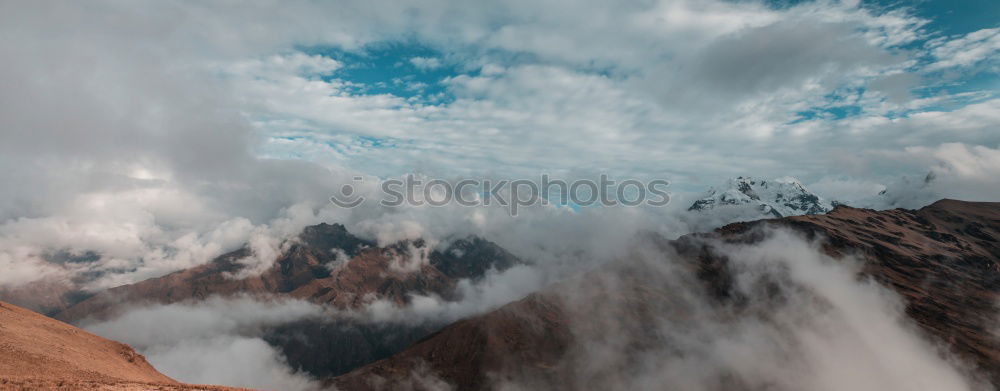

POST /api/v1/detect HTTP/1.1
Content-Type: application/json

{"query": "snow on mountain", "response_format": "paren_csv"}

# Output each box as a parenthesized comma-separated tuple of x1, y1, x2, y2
(688, 176, 833, 218)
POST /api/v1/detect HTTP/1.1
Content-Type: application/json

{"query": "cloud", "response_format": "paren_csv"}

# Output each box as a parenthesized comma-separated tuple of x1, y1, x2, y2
(901, 143, 1000, 203)
(913, 143, 1000, 181)
(926, 27, 1000, 70)
(409, 56, 442, 70)
(0, 0, 996, 319)
(0, 249, 62, 288)
(866, 72, 920, 104)
(217, 0, 996, 191)
(497, 229, 982, 390)
(806, 176, 887, 203)
(84, 297, 325, 390)
(363, 264, 548, 324)
(146, 335, 319, 391)
(722, 231, 977, 390)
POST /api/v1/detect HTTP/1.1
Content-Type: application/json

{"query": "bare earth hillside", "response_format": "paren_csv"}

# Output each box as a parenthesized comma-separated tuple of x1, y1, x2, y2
(0, 301, 258, 391)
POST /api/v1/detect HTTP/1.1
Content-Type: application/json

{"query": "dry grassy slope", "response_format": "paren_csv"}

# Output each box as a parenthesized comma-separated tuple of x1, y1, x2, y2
(0, 378, 262, 391)
(0, 300, 172, 384)
(0, 301, 259, 391)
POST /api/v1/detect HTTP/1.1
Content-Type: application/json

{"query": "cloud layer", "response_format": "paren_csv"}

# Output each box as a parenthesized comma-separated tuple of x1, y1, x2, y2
(0, 0, 997, 307)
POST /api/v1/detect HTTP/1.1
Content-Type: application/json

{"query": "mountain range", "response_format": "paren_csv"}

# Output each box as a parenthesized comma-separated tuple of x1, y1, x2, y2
(2, 199, 999, 390)
(333, 199, 1000, 389)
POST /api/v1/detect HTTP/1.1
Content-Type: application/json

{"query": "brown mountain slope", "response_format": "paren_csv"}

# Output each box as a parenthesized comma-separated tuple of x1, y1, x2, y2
(330, 293, 573, 390)
(45, 223, 522, 381)
(332, 199, 1000, 390)
(55, 224, 521, 324)
(0, 301, 259, 391)
(0, 300, 172, 384)
(53, 223, 372, 323)
(783, 199, 1000, 382)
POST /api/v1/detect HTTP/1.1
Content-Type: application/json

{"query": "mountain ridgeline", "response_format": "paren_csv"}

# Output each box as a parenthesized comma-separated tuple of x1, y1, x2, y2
(50, 223, 524, 379)
(3, 201, 1000, 390)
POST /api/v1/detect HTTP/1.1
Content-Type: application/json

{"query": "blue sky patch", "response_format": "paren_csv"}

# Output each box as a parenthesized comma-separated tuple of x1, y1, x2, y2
(302, 42, 463, 104)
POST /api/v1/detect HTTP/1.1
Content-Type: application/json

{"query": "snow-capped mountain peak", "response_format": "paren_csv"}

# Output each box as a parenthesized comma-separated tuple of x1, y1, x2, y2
(689, 176, 833, 218)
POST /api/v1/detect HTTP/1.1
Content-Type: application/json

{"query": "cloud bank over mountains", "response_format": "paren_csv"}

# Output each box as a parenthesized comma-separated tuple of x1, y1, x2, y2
(0, 0, 998, 290)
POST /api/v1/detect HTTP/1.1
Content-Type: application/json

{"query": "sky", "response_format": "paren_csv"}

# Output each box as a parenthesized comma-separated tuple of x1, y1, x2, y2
(230, 0, 1000, 189)
(0, 0, 998, 289)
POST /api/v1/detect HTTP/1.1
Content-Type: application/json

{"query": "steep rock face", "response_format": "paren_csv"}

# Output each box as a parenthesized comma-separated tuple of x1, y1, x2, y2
(334, 200, 1000, 390)
(689, 176, 833, 218)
